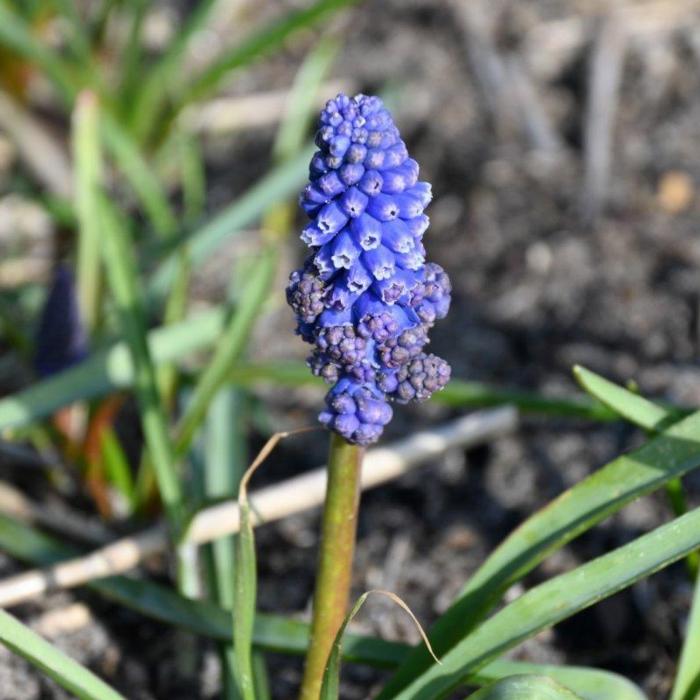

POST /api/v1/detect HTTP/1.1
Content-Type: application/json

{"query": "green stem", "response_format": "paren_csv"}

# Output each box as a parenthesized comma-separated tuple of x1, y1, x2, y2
(300, 433, 364, 700)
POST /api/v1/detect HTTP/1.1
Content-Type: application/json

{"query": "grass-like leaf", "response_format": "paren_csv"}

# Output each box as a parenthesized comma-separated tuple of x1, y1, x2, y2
(225, 361, 620, 420)
(472, 662, 646, 700)
(98, 196, 182, 525)
(0, 2, 78, 103)
(575, 365, 699, 576)
(378, 405, 700, 697)
(0, 306, 226, 430)
(439, 378, 617, 421)
(321, 590, 438, 700)
(273, 35, 339, 164)
(232, 446, 261, 699)
(100, 114, 178, 238)
(174, 0, 359, 111)
(230, 430, 309, 697)
(0, 608, 126, 700)
(467, 675, 583, 700)
(0, 513, 645, 700)
(204, 389, 247, 700)
(128, 0, 218, 141)
(73, 90, 103, 333)
(173, 248, 275, 458)
(671, 569, 700, 700)
(573, 365, 678, 431)
(150, 145, 313, 298)
(115, 0, 149, 110)
(384, 507, 700, 699)
(100, 427, 137, 513)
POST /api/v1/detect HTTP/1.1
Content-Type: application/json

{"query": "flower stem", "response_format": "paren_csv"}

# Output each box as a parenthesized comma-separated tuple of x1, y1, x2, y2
(299, 433, 364, 700)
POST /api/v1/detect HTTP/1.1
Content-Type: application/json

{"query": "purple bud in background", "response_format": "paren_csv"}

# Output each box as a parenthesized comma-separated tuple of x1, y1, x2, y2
(34, 263, 89, 377)
(286, 94, 451, 445)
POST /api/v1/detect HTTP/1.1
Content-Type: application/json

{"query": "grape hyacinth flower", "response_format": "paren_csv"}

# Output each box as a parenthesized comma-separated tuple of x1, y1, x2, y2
(287, 93, 451, 445)
(34, 263, 89, 377)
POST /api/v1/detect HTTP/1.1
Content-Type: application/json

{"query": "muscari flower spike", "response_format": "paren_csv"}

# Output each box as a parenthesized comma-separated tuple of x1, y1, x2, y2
(287, 93, 451, 445)
(34, 263, 89, 378)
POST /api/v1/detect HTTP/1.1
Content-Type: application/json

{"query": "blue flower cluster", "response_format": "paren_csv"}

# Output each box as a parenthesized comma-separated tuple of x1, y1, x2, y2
(287, 94, 451, 445)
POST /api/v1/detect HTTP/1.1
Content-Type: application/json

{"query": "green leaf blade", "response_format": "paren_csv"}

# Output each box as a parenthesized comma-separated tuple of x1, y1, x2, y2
(0, 512, 645, 700)
(467, 675, 583, 700)
(233, 498, 258, 700)
(150, 146, 312, 298)
(0, 609, 126, 700)
(387, 508, 700, 699)
(379, 407, 700, 698)
(73, 90, 103, 333)
(671, 569, 700, 700)
(475, 662, 646, 700)
(98, 196, 182, 524)
(100, 115, 178, 239)
(176, 0, 359, 109)
(173, 248, 275, 459)
(573, 365, 676, 431)
(0, 306, 227, 431)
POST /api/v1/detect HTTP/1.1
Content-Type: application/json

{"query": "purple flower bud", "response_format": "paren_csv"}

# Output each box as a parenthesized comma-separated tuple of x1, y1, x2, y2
(372, 269, 417, 306)
(405, 214, 430, 239)
(339, 163, 365, 187)
(396, 159, 419, 187)
(377, 324, 429, 369)
(339, 187, 369, 218)
(346, 143, 367, 163)
(366, 193, 399, 221)
(387, 353, 451, 404)
(365, 148, 385, 170)
(302, 184, 328, 205)
(411, 263, 452, 325)
(395, 247, 425, 271)
(317, 171, 345, 198)
(326, 276, 359, 312)
(334, 412, 360, 438)
(394, 194, 424, 219)
(330, 135, 350, 158)
(382, 142, 408, 169)
(356, 395, 392, 425)
(287, 93, 451, 444)
(380, 169, 407, 194)
(34, 264, 89, 377)
(408, 181, 433, 206)
(310, 152, 327, 176)
(286, 262, 325, 324)
(313, 246, 336, 280)
(358, 170, 383, 197)
(319, 379, 393, 446)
